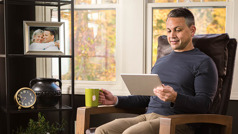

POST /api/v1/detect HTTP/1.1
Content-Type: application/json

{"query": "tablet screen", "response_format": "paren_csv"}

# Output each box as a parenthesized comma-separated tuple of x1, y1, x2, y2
(121, 73, 162, 96)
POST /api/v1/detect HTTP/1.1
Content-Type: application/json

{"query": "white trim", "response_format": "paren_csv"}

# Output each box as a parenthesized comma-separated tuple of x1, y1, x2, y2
(62, 80, 129, 95)
(74, 4, 118, 9)
(230, 91, 238, 100)
(35, 7, 53, 78)
(143, 0, 147, 74)
(230, 0, 238, 100)
(146, 5, 153, 74)
(147, 2, 229, 7)
(225, 1, 233, 36)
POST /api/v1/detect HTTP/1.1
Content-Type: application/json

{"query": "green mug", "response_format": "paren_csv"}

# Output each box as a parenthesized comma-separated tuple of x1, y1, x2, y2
(85, 88, 101, 107)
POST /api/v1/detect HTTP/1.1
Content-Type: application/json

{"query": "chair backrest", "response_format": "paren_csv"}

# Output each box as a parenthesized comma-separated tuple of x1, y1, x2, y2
(157, 34, 237, 115)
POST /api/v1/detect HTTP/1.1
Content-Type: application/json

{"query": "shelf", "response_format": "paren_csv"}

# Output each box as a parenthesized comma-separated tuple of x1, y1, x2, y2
(0, 54, 6, 58)
(6, 0, 72, 7)
(8, 54, 72, 58)
(1, 0, 75, 133)
(1, 105, 73, 114)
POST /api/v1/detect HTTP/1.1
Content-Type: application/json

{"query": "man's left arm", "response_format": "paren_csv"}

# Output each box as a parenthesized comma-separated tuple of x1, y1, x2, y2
(173, 58, 218, 113)
(154, 58, 218, 114)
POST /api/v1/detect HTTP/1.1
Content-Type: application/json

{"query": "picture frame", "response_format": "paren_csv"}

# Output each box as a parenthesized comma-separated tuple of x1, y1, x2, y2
(23, 21, 65, 55)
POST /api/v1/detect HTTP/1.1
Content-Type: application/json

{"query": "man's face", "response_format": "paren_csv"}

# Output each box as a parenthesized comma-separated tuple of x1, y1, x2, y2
(43, 31, 54, 43)
(166, 17, 196, 52)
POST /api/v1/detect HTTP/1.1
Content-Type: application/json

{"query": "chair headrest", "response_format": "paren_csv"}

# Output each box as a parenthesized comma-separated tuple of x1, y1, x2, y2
(157, 34, 230, 76)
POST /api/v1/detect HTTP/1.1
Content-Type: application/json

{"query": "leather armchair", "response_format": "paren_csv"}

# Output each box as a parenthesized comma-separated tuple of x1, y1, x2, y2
(75, 34, 237, 134)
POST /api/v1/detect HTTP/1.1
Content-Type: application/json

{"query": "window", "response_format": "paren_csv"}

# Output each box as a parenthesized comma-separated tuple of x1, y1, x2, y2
(48, 0, 124, 95)
(36, 0, 238, 99)
(51, 9, 117, 81)
(146, 0, 231, 72)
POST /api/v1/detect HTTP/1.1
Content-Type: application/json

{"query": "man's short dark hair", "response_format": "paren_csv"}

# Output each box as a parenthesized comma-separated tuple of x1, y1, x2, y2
(44, 27, 55, 36)
(167, 8, 195, 27)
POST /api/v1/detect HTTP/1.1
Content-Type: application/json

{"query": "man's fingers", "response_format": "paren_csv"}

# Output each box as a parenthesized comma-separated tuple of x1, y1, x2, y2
(154, 87, 170, 93)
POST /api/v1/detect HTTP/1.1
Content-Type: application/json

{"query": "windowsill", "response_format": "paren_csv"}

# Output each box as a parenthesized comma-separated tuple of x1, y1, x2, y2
(61, 80, 130, 96)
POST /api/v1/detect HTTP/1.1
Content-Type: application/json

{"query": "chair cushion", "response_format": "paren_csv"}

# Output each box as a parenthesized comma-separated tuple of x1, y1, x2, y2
(157, 34, 229, 76)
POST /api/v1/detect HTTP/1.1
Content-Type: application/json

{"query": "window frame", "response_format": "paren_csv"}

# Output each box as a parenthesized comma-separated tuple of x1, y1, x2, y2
(146, 1, 238, 100)
(146, 1, 233, 73)
(63, 4, 122, 95)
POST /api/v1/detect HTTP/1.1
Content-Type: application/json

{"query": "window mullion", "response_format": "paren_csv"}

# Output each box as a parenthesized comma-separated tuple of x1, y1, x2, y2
(74, 4, 117, 10)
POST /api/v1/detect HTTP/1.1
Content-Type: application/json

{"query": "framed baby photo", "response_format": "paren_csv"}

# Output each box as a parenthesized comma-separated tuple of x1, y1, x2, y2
(23, 21, 65, 55)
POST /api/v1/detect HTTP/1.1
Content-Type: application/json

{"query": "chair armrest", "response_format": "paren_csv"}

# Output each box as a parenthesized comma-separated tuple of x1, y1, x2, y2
(75, 105, 145, 134)
(159, 114, 232, 134)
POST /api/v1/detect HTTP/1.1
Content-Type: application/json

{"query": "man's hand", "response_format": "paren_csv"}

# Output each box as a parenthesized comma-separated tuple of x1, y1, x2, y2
(54, 40, 60, 49)
(98, 89, 117, 105)
(153, 84, 177, 103)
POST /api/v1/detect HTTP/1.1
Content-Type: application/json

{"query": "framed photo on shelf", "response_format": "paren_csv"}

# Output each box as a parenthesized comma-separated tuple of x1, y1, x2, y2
(23, 21, 65, 55)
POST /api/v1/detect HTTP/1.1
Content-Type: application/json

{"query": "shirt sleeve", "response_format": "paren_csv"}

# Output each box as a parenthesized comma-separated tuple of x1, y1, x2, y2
(115, 95, 150, 108)
(172, 58, 218, 114)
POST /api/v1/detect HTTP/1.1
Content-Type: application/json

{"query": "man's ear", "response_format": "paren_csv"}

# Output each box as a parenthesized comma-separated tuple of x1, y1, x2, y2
(190, 25, 196, 36)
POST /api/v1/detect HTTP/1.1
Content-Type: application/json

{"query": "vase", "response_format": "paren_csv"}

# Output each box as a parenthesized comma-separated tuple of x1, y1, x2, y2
(29, 78, 62, 107)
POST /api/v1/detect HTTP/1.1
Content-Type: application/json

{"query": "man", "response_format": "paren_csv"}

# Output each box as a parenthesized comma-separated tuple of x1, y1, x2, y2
(42, 28, 60, 51)
(95, 7, 218, 134)
(43, 28, 55, 43)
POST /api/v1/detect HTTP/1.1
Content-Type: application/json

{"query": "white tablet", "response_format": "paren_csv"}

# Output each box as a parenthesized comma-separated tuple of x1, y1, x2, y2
(121, 73, 163, 96)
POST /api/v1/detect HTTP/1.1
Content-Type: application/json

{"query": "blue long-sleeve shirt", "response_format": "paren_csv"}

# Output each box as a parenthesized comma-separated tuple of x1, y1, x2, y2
(116, 48, 218, 116)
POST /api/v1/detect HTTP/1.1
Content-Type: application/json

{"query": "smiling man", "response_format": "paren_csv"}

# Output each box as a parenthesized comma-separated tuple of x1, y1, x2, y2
(42, 28, 60, 51)
(166, 17, 195, 52)
(95, 8, 218, 134)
